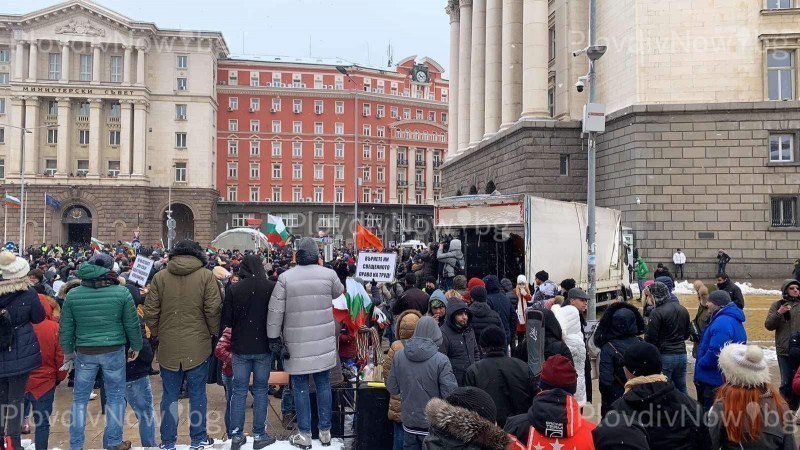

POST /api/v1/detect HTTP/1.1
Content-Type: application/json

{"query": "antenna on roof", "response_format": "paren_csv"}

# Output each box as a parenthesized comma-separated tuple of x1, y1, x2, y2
(387, 43, 394, 67)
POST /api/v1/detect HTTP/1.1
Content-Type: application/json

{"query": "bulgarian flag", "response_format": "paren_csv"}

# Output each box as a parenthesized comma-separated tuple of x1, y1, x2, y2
(90, 237, 104, 251)
(333, 278, 374, 333)
(266, 214, 290, 244)
(3, 194, 21, 208)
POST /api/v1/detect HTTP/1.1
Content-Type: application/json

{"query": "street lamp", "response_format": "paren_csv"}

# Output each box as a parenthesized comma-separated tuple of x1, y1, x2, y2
(166, 163, 176, 251)
(321, 163, 340, 242)
(336, 65, 360, 253)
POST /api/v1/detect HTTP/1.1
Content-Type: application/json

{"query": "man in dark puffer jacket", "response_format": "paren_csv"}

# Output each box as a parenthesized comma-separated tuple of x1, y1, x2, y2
(439, 298, 480, 386)
(467, 286, 502, 350)
(483, 275, 515, 345)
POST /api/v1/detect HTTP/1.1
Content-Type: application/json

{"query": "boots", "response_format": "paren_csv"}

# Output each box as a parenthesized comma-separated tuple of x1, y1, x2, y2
(253, 434, 277, 449)
(230, 435, 246, 450)
(288, 432, 312, 449)
(319, 429, 332, 447)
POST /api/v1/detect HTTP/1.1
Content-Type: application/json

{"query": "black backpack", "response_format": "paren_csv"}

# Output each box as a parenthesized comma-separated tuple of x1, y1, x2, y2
(0, 309, 15, 352)
(453, 259, 465, 276)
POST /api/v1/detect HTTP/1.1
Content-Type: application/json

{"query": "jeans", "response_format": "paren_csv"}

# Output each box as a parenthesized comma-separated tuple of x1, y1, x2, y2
(291, 370, 332, 434)
(674, 264, 684, 279)
(393, 422, 404, 450)
(718, 262, 727, 275)
(281, 382, 295, 416)
(70, 347, 126, 450)
(402, 431, 425, 450)
(159, 358, 210, 447)
(231, 353, 273, 438)
(25, 387, 54, 450)
(777, 355, 796, 408)
(221, 374, 233, 435)
(695, 381, 718, 412)
(637, 278, 646, 297)
(125, 377, 157, 447)
(661, 353, 688, 394)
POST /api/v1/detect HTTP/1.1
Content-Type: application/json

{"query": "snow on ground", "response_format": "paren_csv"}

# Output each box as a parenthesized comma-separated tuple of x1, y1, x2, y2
(687, 343, 778, 363)
(632, 280, 782, 296)
(45, 437, 345, 450)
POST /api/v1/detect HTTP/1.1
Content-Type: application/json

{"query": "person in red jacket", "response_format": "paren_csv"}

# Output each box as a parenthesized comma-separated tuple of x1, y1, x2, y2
(25, 295, 66, 450)
(214, 327, 234, 438)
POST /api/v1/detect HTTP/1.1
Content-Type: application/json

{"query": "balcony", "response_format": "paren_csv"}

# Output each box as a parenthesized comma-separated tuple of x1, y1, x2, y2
(77, 115, 89, 123)
(417, 181, 426, 188)
(416, 159, 425, 167)
(433, 160, 442, 168)
(397, 180, 408, 187)
(397, 159, 408, 167)
(434, 182, 442, 189)
(44, 114, 58, 123)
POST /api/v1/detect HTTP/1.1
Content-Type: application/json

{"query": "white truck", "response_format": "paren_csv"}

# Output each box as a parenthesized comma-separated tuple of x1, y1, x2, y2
(435, 193, 630, 302)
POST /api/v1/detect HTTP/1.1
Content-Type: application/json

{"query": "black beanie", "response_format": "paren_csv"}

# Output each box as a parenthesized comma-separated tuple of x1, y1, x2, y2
(623, 342, 662, 376)
(470, 286, 488, 303)
(445, 387, 497, 422)
(479, 325, 506, 349)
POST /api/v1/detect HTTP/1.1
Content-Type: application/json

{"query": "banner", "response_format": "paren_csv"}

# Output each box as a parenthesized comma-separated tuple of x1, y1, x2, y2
(128, 255, 155, 287)
(355, 252, 397, 283)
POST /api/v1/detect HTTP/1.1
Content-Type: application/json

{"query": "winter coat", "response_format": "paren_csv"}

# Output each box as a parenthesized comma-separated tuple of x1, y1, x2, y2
(716, 278, 745, 309)
(708, 391, 794, 450)
(386, 318, 458, 430)
(0, 279, 44, 378)
(143, 255, 221, 371)
(392, 287, 430, 316)
(464, 349, 536, 427)
(126, 315, 154, 382)
(266, 257, 345, 375)
(764, 280, 800, 356)
(505, 389, 596, 450)
(439, 297, 480, 386)
(645, 296, 691, 355)
(61, 264, 142, 355)
(693, 292, 712, 358)
(424, 397, 511, 450)
(552, 304, 587, 405)
(25, 296, 65, 399)
(511, 288, 531, 334)
(531, 280, 559, 308)
(694, 303, 747, 387)
(484, 275, 514, 344)
(214, 327, 233, 378)
(468, 301, 502, 348)
(437, 239, 464, 278)
(611, 378, 707, 450)
(382, 309, 422, 422)
(222, 255, 275, 355)
(635, 257, 649, 279)
(596, 304, 643, 416)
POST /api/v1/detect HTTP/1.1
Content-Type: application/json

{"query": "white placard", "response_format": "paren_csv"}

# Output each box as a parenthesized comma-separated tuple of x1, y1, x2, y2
(128, 255, 155, 287)
(356, 252, 397, 283)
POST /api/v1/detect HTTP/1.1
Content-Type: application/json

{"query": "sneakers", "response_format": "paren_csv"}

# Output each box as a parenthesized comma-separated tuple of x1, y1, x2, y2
(190, 437, 214, 449)
(230, 435, 246, 450)
(253, 434, 277, 449)
(319, 429, 332, 447)
(158, 444, 176, 450)
(107, 441, 132, 450)
(288, 432, 312, 449)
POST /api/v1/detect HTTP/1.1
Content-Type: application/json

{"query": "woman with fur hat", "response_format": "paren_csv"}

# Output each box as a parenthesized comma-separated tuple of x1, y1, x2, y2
(691, 281, 711, 358)
(424, 386, 511, 450)
(707, 343, 795, 449)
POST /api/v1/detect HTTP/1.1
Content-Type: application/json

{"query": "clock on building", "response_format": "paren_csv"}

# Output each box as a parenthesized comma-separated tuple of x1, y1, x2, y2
(412, 65, 429, 83)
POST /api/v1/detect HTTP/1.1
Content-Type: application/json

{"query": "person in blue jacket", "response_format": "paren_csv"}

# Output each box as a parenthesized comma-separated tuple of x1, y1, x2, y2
(694, 290, 746, 412)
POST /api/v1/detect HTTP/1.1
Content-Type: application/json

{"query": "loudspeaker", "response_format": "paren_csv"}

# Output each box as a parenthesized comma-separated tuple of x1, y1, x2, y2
(355, 385, 394, 450)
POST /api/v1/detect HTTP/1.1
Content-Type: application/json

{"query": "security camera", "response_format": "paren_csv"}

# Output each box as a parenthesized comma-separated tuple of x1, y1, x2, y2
(575, 79, 585, 93)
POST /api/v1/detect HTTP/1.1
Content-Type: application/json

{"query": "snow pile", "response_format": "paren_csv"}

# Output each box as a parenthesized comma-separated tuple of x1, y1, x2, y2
(674, 281, 696, 295)
(687, 344, 778, 363)
(735, 282, 781, 296)
(632, 281, 782, 297)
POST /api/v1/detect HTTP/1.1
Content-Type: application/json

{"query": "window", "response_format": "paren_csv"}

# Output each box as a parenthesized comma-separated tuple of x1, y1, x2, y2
(335, 75, 344, 90)
(47, 128, 57, 144)
(314, 100, 324, 114)
(770, 134, 795, 162)
(292, 73, 302, 88)
(0, 128, 4, 144)
(335, 165, 344, 180)
(315, 122, 324, 135)
(560, 154, 570, 175)
(79, 130, 90, 145)
(768, 50, 795, 101)
(79, 54, 92, 81)
(549, 26, 556, 61)
(319, 214, 339, 229)
(250, 140, 260, 156)
(314, 75, 323, 89)
(227, 162, 238, 179)
(416, 149, 425, 164)
(229, 97, 239, 110)
(276, 213, 300, 228)
(177, 55, 188, 69)
(250, 120, 260, 132)
(48, 53, 61, 80)
(176, 104, 187, 120)
(109, 55, 123, 83)
(363, 188, 371, 203)
(0, 99, 5, 115)
(250, 98, 260, 111)
(0, 73, 8, 85)
(105, 160, 118, 177)
(335, 123, 344, 135)
(362, 166, 371, 182)
(272, 98, 281, 112)
(377, 105, 385, 118)
(177, 77, 188, 90)
(45, 159, 57, 176)
(228, 139, 239, 156)
(293, 164, 302, 179)
(173, 132, 186, 148)
(227, 187, 238, 202)
(403, 108, 411, 119)
(250, 163, 260, 179)
(0, 159, 4, 178)
(272, 164, 282, 179)
(314, 141, 324, 158)
(441, 89, 449, 103)
(377, 145, 385, 160)
(377, 126, 385, 138)
(272, 72, 282, 86)
(228, 120, 238, 132)
(416, 109, 423, 120)
(228, 71, 238, 86)
(314, 164, 324, 180)
(363, 144, 371, 159)
(442, 112, 448, 124)
(415, 169, 425, 184)
(251, 72, 260, 87)
(272, 187, 282, 202)
(293, 187, 303, 202)
(391, 106, 399, 118)
(272, 140, 282, 157)
(78, 102, 90, 118)
(0, 49, 8, 63)
(548, 87, 555, 117)
(415, 191, 424, 204)
(375, 189, 385, 203)
(363, 124, 371, 136)
(232, 213, 256, 227)
(109, 130, 121, 146)
(174, 162, 187, 182)
(362, 103, 371, 116)
(272, 120, 281, 133)
(250, 186, 260, 202)
(293, 122, 302, 134)
(335, 187, 344, 203)
(293, 99, 302, 113)
(768, 0, 794, 8)
(377, 166, 385, 182)
(335, 101, 344, 114)
(428, 111, 435, 122)
(293, 141, 302, 158)
(772, 197, 797, 227)
(335, 142, 345, 159)
(76, 160, 89, 176)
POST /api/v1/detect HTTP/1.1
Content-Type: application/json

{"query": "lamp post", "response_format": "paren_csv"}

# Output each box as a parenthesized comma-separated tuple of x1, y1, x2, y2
(336, 65, 360, 253)
(166, 163, 176, 251)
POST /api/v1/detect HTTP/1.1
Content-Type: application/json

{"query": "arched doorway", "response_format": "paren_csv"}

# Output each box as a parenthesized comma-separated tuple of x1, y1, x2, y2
(63, 206, 93, 245)
(162, 203, 194, 244)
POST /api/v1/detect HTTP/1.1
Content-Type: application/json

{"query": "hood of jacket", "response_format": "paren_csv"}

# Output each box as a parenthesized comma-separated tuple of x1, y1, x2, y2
(0, 279, 33, 302)
(405, 316, 443, 362)
(620, 380, 675, 409)
(430, 289, 447, 306)
(782, 279, 800, 299)
(712, 302, 746, 324)
(167, 254, 205, 276)
(296, 237, 320, 266)
(593, 302, 643, 347)
(396, 309, 423, 341)
(552, 304, 582, 336)
(483, 275, 501, 294)
(448, 239, 462, 253)
(75, 262, 110, 281)
(529, 389, 583, 438)
(445, 297, 472, 331)
(239, 254, 266, 279)
(425, 398, 510, 450)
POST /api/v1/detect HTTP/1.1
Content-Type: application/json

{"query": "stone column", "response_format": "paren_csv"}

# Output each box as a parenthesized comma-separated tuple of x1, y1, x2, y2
(123, 45, 132, 85)
(469, 0, 486, 145)
(484, 0, 502, 136)
(8, 97, 24, 179)
(446, 2, 460, 161)
(132, 101, 148, 177)
(136, 46, 146, 86)
(389, 145, 398, 203)
(501, 0, 523, 129)
(60, 41, 71, 83)
(119, 100, 133, 176)
(88, 99, 103, 177)
(92, 44, 102, 84)
(23, 97, 40, 176)
(13, 41, 25, 81)
(456, 0, 473, 152)
(27, 40, 38, 82)
(56, 98, 72, 177)
(520, 0, 550, 119)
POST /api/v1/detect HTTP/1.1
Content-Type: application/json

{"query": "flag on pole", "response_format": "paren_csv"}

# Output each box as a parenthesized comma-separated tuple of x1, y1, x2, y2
(3, 194, 21, 208)
(90, 237, 104, 251)
(266, 215, 290, 243)
(333, 278, 375, 333)
(356, 223, 384, 251)
(45, 193, 61, 210)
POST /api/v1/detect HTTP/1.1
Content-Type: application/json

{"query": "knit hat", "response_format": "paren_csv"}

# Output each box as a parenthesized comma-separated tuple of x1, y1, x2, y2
(89, 252, 114, 270)
(539, 355, 577, 394)
(470, 286, 488, 303)
(0, 251, 29, 280)
(430, 289, 447, 308)
(623, 342, 662, 376)
(567, 287, 589, 301)
(718, 343, 770, 387)
(453, 275, 468, 291)
(708, 290, 731, 307)
(467, 277, 485, 291)
(517, 275, 528, 285)
(479, 325, 506, 349)
(649, 281, 671, 304)
(445, 387, 497, 422)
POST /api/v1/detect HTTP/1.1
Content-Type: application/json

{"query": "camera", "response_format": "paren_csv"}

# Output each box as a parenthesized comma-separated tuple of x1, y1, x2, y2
(575, 80, 585, 93)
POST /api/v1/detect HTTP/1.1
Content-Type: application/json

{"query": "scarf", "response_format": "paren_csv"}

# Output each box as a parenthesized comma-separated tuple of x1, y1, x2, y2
(624, 374, 668, 393)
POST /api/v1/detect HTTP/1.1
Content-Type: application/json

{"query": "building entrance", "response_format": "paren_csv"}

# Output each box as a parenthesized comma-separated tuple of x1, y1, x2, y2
(63, 206, 93, 245)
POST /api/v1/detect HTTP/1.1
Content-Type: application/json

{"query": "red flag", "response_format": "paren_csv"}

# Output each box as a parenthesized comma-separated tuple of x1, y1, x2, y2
(356, 224, 384, 252)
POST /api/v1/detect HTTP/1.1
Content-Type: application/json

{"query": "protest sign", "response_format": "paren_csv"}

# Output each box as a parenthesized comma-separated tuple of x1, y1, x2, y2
(128, 255, 155, 287)
(355, 252, 397, 283)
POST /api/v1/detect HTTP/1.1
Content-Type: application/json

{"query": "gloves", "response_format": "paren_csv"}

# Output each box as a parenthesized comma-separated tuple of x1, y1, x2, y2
(370, 279, 378, 288)
(268, 337, 289, 359)
(60, 352, 75, 372)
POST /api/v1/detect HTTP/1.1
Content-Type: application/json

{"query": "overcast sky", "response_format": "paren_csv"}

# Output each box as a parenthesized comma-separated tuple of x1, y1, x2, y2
(7, 0, 451, 73)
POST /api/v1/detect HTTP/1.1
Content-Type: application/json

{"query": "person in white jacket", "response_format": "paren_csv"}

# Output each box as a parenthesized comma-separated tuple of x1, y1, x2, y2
(672, 248, 687, 279)
(551, 304, 586, 406)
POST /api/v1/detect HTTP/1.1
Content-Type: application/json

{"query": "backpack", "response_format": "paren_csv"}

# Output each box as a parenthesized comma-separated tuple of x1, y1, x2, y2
(0, 308, 15, 352)
(608, 340, 639, 386)
(453, 259, 465, 277)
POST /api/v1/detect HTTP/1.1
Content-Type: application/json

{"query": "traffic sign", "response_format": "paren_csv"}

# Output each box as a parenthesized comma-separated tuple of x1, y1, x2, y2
(167, 229, 176, 240)
(167, 218, 176, 229)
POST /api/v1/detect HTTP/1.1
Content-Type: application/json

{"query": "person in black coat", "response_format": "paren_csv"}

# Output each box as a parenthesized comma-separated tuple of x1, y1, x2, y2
(715, 273, 744, 309)
(464, 326, 535, 427)
(123, 314, 157, 447)
(483, 275, 515, 345)
(439, 297, 480, 386)
(512, 306, 573, 363)
(392, 273, 430, 316)
(644, 282, 691, 394)
(467, 286, 502, 351)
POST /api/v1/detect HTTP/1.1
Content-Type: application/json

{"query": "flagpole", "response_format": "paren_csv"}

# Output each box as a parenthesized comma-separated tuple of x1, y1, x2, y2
(22, 190, 27, 252)
(43, 192, 46, 245)
(3, 192, 7, 244)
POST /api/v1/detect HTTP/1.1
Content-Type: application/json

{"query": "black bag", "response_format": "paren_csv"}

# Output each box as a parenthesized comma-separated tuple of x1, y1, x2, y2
(0, 309, 15, 352)
(689, 319, 702, 343)
(608, 341, 637, 386)
(453, 259, 465, 277)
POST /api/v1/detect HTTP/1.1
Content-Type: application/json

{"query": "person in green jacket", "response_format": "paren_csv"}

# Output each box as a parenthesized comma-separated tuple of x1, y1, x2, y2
(635, 256, 649, 301)
(60, 252, 142, 450)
